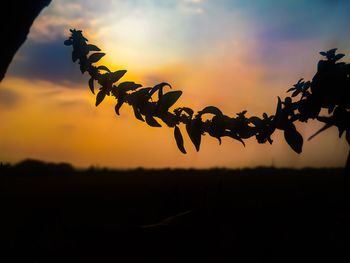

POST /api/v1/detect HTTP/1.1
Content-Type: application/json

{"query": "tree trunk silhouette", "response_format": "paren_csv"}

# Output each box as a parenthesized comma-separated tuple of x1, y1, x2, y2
(0, 0, 52, 81)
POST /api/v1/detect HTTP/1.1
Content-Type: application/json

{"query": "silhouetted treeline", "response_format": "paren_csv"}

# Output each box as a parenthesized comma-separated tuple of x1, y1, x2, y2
(0, 159, 349, 262)
(0, 159, 344, 177)
(0, 159, 74, 176)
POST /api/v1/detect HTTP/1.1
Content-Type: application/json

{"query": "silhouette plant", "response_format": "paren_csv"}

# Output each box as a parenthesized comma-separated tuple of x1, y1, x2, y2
(64, 29, 349, 158)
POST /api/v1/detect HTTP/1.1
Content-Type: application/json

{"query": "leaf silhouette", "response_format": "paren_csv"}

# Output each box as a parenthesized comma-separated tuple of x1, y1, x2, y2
(88, 52, 106, 63)
(149, 82, 172, 99)
(79, 58, 89, 74)
(284, 127, 303, 153)
(181, 107, 194, 117)
(174, 126, 186, 154)
(198, 106, 223, 116)
(174, 107, 194, 119)
(226, 132, 246, 146)
(97, 65, 111, 72)
(95, 90, 106, 106)
(145, 115, 162, 127)
(275, 97, 282, 112)
(334, 53, 345, 61)
(72, 51, 78, 62)
(308, 122, 332, 141)
(88, 77, 95, 94)
(274, 96, 286, 130)
(326, 48, 337, 59)
(186, 119, 202, 151)
(115, 100, 124, 115)
(111, 70, 127, 83)
(132, 105, 145, 122)
(87, 44, 101, 52)
(158, 91, 182, 112)
(64, 39, 72, 46)
(249, 116, 262, 126)
(160, 113, 177, 127)
(129, 88, 152, 106)
(118, 81, 142, 92)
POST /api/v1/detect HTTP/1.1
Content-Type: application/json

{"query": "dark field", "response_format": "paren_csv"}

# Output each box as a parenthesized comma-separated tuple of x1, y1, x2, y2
(0, 161, 349, 262)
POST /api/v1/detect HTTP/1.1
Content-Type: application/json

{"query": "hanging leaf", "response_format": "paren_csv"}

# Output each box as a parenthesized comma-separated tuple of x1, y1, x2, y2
(198, 106, 223, 116)
(79, 59, 89, 74)
(186, 119, 202, 151)
(111, 70, 127, 83)
(129, 88, 153, 106)
(115, 99, 124, 115)
(209, 115, 226, 139)
(160, 113, 177, 127)
(275, 97, 282, 116)
(174, 126, 186, 154)
(95, 90, 106, 106)
(132, 106, 145, 122)
(249, 116, 262, 126)
(226, 133, 246, 147)
(145, 115, 162, 127)
(133, 87, 152, 98)
(158, 91, 182, 112)
(237, 126, 256, 139)
(308, 122, 332, 141)
(181, 107, 194, 117)
(274, 96, 287, 129)
(284, 128, 303, 154)
(149, 82, 172, 99)
(72, 51, 78, 62)
(326, 48, 337, 59)
(97, 65, 111, 72)
(334, 53, 345, 61)
(88, 52, 106, 63)
(64, 39, 72, 46)
(118, 81, 142, 92)
(292, 89, 301, 97)
(88, 77, 95, 94)
(87, 44, 101, 51)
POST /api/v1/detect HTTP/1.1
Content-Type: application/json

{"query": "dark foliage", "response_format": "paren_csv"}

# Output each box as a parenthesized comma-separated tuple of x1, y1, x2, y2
(0, 162, 348, 262)
(0, 159, 74, 176)
(64, 29, 350, 154)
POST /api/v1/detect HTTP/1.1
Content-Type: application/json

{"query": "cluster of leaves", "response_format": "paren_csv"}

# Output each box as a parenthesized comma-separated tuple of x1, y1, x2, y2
(65, 29, 349, 154)
(286, 49, 350, 145)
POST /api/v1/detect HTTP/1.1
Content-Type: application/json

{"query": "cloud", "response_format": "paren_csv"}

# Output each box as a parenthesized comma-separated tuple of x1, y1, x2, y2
(28, 0, 145, 42)
(178, 0, 205, 14)
(28, 1, 88, 42)
(29, 15, 85, 42)
(7, 38, 87, 85)
(0, 89, 21, 108)
(248, 0, 350, 41)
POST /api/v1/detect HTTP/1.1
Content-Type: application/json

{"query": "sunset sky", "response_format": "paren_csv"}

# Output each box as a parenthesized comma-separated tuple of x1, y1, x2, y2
(1, 0, 350, 168)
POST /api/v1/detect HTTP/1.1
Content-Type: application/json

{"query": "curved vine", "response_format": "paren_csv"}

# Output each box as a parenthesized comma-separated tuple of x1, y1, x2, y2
(64, 29, 350, 154)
